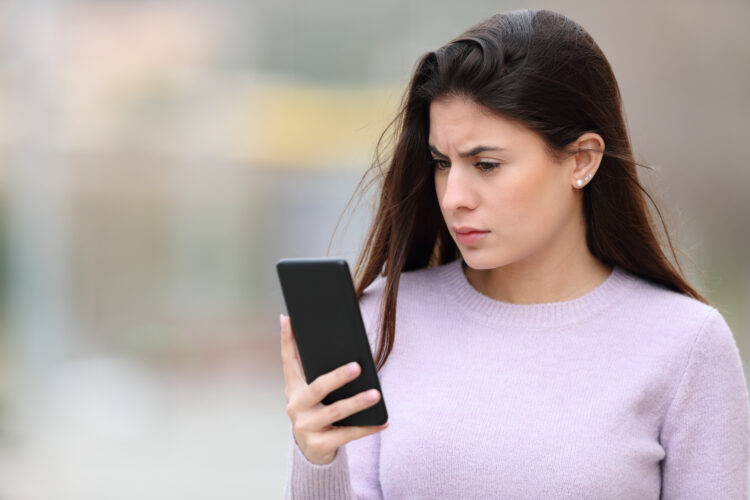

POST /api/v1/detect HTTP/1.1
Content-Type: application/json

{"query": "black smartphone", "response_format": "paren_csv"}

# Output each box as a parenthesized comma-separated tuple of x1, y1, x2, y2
(276, 257, 388, 426)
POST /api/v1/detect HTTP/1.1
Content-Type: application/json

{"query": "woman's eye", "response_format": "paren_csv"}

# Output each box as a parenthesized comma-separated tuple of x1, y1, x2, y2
(431, 159, 500, 172)
(432, 159, 451, 170)
(475, 161, 501, 172)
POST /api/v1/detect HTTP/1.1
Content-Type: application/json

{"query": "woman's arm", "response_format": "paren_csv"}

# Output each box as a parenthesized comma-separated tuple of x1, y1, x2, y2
(660, 307, 750, 498)
(282, 424, 384, 499)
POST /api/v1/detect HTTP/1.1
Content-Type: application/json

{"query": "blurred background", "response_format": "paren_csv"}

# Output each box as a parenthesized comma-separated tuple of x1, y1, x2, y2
(0, 0, 748, 498)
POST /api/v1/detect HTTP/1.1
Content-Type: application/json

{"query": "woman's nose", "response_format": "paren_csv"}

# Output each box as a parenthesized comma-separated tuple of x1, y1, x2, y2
(440, 164, 478, 212)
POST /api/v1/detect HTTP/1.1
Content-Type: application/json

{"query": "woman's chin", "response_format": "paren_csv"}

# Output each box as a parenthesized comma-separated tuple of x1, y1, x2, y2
(459, 251, 505, 271)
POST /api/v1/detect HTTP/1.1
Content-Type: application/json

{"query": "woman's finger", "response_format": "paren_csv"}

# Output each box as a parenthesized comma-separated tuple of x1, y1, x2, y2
(288, 318, 304, 368)
(294, 359, 362, 409)
(303, 388, 382, 430)
(280, 314, 305, 396)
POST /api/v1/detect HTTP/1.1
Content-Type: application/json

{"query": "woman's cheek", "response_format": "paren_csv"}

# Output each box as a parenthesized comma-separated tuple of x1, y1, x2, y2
(500, 186, 547, 246)
(494, 185, 529, 228)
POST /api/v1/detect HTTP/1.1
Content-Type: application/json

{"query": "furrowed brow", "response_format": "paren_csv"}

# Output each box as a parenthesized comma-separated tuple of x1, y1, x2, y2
(429, 144, 505, 158)
(429, 145, 447, 158)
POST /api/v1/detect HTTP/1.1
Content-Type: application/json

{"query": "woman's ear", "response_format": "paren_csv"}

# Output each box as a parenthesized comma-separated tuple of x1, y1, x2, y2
(570, 132, 605, 188)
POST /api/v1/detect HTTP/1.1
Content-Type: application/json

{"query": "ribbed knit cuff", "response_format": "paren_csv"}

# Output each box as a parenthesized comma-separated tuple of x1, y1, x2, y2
(285, 429, 353, 500)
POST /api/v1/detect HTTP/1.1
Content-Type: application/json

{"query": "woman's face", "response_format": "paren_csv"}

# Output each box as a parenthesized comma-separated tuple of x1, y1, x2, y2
(430, 95, 582, 271)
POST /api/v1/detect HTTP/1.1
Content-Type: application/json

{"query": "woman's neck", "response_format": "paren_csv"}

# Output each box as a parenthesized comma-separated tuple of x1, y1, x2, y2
(462, 252, 613, 305)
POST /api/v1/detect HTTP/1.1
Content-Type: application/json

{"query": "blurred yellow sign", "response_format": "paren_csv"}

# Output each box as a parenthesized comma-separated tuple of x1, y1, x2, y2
(236, 81, 402, 169)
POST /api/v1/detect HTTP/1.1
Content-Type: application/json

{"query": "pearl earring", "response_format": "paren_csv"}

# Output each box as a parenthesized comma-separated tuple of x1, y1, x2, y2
(575, 174, 593, 188)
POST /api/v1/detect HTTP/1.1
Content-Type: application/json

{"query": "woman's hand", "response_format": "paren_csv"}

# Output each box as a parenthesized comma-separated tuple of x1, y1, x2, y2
(279, 314, 389, 465)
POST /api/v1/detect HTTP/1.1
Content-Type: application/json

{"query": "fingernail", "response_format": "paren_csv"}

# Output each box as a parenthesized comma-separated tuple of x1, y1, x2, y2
(279, 314, 285, 330)
(345, 361, 360, 375)
(365, 389, 379, 401)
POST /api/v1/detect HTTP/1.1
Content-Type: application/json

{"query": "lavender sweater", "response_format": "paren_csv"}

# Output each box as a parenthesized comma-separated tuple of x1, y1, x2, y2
(282, 257, 750, 499)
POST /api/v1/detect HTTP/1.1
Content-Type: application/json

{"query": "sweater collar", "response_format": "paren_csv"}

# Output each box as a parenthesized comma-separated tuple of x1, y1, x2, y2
(438, 256, 640, 328)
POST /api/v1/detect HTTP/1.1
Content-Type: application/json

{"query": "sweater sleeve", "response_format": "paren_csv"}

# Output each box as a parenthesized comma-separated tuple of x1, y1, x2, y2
(660, 307, 750, 499)
(281, 426, 354, 499)
(282, 425, 384, 499)
(281, 279, 386, 499)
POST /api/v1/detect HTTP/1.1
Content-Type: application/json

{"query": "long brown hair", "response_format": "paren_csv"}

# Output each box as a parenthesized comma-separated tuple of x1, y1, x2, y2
(335, 9, 708, 371)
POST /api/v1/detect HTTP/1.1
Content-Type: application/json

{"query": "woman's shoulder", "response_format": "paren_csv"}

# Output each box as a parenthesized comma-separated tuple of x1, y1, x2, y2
(616, 266, 733, 344)
(359, 259, 457, 301)
(357, 259, 457, 321)
(619, 267, 714, 316)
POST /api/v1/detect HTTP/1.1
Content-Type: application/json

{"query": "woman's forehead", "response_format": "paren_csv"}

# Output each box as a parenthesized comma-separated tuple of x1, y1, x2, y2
(428, 97, 535, 152)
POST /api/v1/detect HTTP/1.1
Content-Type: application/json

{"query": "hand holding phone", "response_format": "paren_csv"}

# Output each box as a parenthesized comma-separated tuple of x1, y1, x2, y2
(279, 314, 389, 465)
(276, 257, 390, 465)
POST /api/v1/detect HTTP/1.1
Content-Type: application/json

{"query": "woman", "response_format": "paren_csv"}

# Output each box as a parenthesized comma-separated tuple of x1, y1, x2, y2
(280, 8, 750, 499)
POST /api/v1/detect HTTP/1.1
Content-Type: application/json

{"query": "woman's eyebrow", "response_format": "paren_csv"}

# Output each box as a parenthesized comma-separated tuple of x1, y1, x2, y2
(429, 144, 506, 158)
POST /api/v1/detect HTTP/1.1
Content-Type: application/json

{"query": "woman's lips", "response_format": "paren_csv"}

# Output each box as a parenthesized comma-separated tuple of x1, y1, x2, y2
(455, 230, 490, 245)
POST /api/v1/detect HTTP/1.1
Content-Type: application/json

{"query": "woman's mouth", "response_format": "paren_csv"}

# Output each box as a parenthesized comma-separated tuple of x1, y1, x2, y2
(454, 227, 490, 245)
